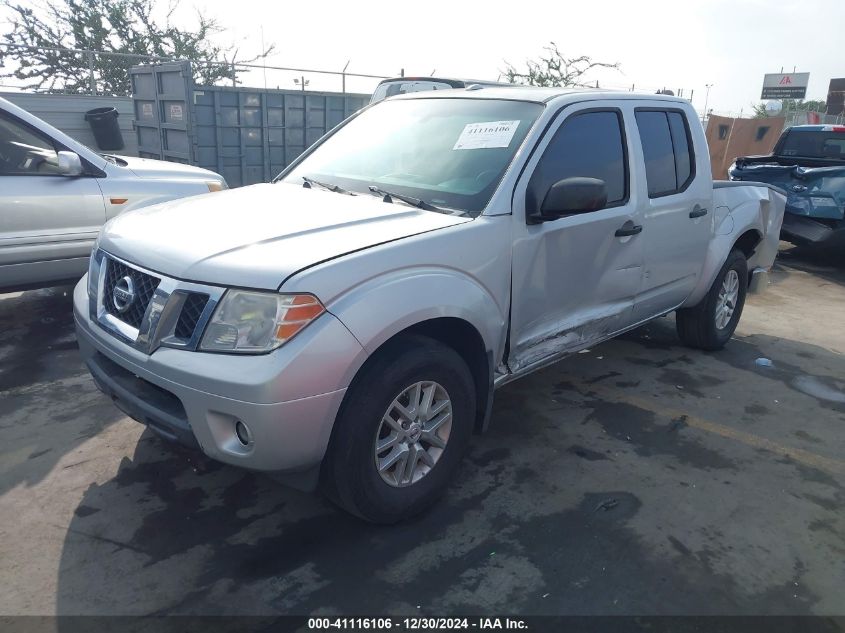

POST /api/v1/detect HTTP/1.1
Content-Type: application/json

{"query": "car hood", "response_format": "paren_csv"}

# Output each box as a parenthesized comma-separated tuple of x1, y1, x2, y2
(114, 155, 222, 181)
(99, 183, 472, 290)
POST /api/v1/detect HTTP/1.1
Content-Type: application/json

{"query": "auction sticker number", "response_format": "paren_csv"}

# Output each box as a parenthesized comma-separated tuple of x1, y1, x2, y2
(453, 120, 520, 150)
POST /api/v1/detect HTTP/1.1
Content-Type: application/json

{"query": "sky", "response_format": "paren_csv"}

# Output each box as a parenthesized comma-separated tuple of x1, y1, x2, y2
(4, 0, 843, 116)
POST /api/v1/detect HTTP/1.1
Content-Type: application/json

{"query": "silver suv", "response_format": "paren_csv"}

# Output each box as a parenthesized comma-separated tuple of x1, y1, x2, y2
(74, 87, 784, 522)
(0, 96, 226, 292)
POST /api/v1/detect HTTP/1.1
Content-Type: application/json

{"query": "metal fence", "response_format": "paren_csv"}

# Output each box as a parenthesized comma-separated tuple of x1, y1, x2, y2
(783, 110, 845, 127)
(131, 61, 370, 187)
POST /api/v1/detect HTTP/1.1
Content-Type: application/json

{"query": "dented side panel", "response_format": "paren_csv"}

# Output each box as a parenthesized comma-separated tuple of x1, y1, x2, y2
(683, 184, 785, 307)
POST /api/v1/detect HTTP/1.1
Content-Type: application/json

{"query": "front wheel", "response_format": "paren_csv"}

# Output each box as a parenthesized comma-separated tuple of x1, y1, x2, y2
(676, 249, 748, 351)
(321, 335, 475, 523)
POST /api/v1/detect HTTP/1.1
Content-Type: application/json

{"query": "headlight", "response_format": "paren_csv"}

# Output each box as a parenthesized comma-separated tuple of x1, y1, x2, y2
(87, 243, 102, 300)
(207, 181, 227, 192)
(199, 291, 324, 353)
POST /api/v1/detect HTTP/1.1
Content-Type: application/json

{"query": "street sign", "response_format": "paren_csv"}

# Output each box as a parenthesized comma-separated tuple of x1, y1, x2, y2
(761, 73, 810, 99)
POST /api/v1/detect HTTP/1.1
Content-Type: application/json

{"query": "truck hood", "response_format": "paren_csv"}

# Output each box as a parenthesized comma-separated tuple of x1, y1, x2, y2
(99, 182, 472, 290)
(114, 155, 222, 181)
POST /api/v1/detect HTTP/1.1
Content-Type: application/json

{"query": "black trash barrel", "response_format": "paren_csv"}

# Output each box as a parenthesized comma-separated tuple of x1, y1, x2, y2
(84, 106, 124, 151)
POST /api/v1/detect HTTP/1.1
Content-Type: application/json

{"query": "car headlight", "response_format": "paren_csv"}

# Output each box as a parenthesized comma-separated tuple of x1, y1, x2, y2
(199, 291, 324, 353)
(207, 180, 227, 192)
(87, 242, 103, 300)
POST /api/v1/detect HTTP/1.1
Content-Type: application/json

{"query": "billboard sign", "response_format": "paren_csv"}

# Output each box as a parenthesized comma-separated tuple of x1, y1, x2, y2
(761, 73, 810, 99)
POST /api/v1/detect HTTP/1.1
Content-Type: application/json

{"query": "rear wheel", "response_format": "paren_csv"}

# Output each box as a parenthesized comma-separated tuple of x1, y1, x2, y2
(676, 249, 748, 351)
(321, 335, 475, 523)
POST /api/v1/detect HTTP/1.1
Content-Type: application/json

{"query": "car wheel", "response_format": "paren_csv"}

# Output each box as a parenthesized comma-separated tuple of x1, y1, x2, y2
(321, 334, 476, 523)
(676, 249, 748, 351)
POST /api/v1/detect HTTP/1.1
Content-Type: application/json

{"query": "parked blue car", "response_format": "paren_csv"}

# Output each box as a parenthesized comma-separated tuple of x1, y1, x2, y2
(729, 125, 845, 247)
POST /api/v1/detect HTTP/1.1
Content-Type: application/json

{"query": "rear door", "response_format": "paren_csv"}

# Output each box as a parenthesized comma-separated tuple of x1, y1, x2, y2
(630, 106, 711, 321)
(509, 102, 645, 372)
(0, 108, 105, 288)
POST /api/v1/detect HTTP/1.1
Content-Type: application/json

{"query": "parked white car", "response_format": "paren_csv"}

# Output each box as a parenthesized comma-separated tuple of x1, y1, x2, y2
(370, 76, 513, 104)
(0, 96, 226, 292)
(75, 87, 785, 522)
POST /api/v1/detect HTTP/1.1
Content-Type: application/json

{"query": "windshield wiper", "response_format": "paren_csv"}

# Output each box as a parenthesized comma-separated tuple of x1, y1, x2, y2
(367, 185, 450, 213)
(302, 176, 354, 195)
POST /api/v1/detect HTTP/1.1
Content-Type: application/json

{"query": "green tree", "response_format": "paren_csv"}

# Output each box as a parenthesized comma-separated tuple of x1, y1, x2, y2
(0, 0, 275, 95)
(502, 42, 620, 88)
(751, 98, 827, 118)
(751, 102, 769, 119)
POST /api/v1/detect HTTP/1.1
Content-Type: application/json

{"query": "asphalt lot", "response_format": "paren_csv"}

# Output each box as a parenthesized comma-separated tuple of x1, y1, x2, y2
(1, 245, 844, 617)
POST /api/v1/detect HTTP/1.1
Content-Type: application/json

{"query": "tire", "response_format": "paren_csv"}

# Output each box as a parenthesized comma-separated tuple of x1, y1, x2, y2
(321, 334, 476, 524)
(676, 249, 748, 351)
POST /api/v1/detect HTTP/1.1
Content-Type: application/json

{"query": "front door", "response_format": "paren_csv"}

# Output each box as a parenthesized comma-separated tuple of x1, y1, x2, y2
(0, 109, 105, 288)
(508, 103, 645, 373)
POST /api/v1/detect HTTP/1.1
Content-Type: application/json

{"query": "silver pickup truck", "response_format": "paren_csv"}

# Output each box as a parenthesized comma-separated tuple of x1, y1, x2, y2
(74, 87, 785, 523)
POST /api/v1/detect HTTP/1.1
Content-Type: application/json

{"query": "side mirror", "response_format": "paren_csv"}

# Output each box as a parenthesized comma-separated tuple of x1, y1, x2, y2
(57, 151, 84, 176)
(536, 177, 608, 221)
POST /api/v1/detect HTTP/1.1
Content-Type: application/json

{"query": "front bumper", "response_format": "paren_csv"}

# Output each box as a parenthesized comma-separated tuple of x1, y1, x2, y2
(73, 276, 367, 474)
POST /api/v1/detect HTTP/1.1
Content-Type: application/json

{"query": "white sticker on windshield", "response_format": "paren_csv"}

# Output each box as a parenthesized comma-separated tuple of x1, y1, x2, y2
(453, 120, 520, 150)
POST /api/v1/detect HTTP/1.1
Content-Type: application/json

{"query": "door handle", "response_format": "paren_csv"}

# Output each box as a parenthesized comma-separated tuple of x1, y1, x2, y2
(614, 224, 643, 237)
(689, 206, 708, 219)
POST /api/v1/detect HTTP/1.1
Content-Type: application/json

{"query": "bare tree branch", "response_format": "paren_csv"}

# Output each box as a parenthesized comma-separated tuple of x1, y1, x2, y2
(501, 42, 620, 88)
(0, 0, 276, 95)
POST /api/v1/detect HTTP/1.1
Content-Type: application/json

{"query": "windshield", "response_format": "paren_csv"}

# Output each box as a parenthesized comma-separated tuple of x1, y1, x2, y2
(779, 131, 845, 160)
(281, 98, 543, 215)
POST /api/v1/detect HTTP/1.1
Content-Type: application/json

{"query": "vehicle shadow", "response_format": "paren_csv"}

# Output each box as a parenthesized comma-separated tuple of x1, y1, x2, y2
(0, 285, 125, 496)
(53, 320, 844, 617)
(776, 243, 845, 286)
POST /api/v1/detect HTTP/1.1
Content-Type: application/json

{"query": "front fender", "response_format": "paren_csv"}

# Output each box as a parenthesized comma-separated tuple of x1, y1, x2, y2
(326, 267, 507, 361)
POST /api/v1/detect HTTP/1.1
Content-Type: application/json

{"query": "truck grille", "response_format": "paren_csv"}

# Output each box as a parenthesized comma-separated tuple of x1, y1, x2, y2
(93, 249, 225, 354)
(103, 258, 161, 329)
(175, 293, 210, 339)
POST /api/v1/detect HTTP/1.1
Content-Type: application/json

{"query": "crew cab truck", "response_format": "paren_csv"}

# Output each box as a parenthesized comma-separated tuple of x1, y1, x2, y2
(74, 88, 785, 523)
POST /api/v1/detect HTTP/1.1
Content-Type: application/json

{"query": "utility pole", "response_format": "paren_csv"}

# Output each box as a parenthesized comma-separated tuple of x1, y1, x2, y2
(260, 26, 267, 90)
(86, 50, 97, 95)
(702, 84, 713, 124)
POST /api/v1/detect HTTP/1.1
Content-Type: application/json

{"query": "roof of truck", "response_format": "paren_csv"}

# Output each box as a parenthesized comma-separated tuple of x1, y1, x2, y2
(376, 76, 513, 87)
(391, 85, 689, 105)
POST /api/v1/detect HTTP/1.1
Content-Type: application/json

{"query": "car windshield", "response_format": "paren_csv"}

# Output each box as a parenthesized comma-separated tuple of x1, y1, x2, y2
(280, 98, 543, 215)
(779, 131, 845, 161)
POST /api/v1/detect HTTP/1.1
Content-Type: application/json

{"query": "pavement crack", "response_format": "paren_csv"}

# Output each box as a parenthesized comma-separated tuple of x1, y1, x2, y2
(62, 524, 151, 557)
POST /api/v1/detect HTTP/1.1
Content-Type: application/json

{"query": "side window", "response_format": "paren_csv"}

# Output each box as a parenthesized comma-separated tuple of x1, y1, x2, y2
(635, 109, 695, 198)
(528, 110, 628, 212)
(668, 112, 693, 187)
(0, 112, 60, 176)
